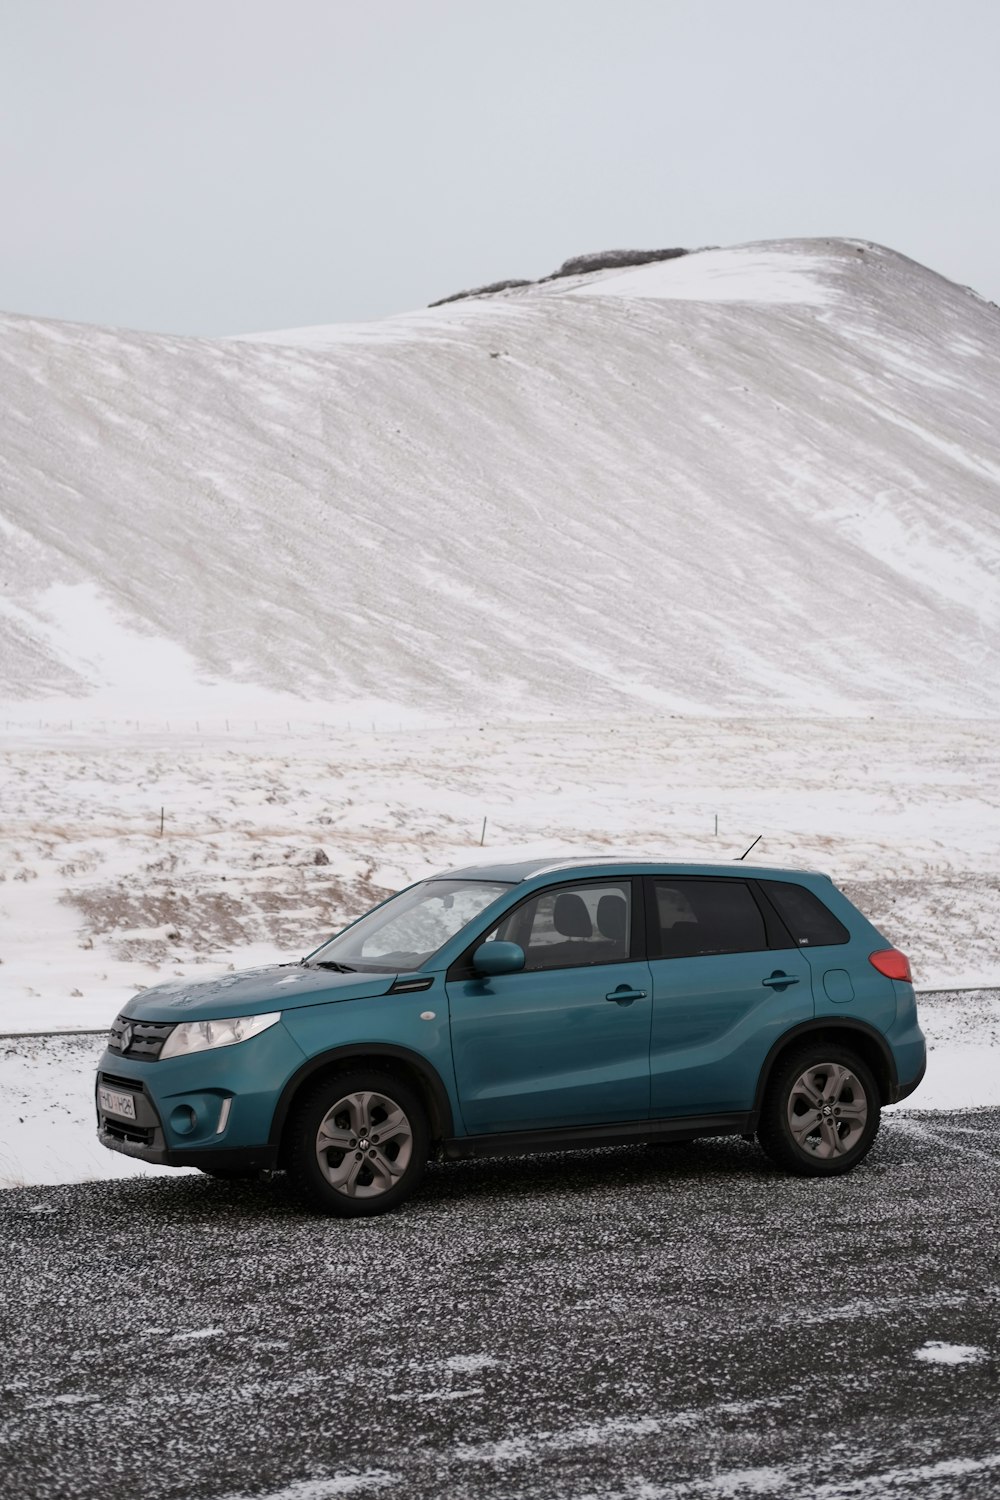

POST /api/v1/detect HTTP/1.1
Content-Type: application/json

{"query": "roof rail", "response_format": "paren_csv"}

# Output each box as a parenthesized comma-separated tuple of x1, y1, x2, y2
(526, 856, 634, 880)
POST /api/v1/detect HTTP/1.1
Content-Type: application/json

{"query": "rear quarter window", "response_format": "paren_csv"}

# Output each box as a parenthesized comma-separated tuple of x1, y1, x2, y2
(760, 880, 849, 947)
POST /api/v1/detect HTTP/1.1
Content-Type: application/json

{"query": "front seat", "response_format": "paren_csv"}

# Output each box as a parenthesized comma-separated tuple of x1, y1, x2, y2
(596, 893, 628, 956)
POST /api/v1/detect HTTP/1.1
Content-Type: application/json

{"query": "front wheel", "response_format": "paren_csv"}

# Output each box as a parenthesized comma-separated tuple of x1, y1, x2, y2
(757, 1046, 880, 1176)
(285, 1070, 429, 1216)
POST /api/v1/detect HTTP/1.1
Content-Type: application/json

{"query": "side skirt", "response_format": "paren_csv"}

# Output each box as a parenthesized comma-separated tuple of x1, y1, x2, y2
(442, 1112, 755, 1162)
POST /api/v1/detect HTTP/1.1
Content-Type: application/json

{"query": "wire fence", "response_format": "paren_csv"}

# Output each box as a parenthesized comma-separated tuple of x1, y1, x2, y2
(2, 710, 686, 739)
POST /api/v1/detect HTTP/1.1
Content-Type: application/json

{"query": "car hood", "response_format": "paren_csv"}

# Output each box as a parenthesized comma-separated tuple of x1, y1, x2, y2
(123, 964, 398, 1023)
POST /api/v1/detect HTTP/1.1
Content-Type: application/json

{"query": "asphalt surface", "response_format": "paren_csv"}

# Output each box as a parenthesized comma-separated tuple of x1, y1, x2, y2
(1, 1111, 998, 1500)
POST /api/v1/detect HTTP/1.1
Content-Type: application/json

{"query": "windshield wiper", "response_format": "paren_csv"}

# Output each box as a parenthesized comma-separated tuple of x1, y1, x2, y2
(305, 960, 357, 973)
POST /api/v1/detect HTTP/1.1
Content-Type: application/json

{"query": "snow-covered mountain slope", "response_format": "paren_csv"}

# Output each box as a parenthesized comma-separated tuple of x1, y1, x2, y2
(1, 238, 998, 719)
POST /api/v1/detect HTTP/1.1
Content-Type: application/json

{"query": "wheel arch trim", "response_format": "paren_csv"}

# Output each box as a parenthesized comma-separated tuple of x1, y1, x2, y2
(751, 1018, 898, 1118)
(268, 1043, 455, 1148)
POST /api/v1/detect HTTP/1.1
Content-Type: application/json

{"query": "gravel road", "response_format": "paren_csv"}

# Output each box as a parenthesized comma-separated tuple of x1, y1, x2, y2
(1, 1111, 998, 1500)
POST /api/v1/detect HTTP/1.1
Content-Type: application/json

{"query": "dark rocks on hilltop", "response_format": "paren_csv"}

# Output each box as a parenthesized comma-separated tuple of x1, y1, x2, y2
(428, 278, 533, 308)
(544, 247, 690, 280)
(428, 247, 690, 307)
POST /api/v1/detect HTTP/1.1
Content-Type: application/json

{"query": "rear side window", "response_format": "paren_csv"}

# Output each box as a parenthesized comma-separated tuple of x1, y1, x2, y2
(651, 879, 767, 958)
(760, 880, 849, 947)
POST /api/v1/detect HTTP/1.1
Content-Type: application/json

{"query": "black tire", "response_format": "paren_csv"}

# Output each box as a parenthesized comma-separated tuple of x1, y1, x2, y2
(285, 1069, 429, 1217)
(757, 1044, 880, 1177)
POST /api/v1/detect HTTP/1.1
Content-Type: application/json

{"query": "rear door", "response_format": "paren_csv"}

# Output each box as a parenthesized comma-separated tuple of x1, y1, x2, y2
(447, 878, 652, 1134)
(646, 876, 813, 1117)
(757, 877, 896, 1034)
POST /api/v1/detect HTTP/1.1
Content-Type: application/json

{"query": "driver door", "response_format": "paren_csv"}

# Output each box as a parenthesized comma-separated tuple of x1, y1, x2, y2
(446, 878, 652, 1134)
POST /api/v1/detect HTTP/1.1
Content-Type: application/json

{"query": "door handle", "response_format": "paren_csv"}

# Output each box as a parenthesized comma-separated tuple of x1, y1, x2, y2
(762, 971, 800, 991)
(606, 986, 647, 1004)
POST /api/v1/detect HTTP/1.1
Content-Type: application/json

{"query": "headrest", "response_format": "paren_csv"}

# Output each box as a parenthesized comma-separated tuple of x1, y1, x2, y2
(596, 893, 627, 943)
(553, 892, 593, 938)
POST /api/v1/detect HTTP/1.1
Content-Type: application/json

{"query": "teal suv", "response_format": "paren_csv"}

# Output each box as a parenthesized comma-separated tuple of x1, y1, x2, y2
(96, 858, 926, 1215)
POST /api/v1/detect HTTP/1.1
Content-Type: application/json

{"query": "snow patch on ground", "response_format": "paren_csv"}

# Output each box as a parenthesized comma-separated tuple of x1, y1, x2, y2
(0, 1033, 193, 1187)
(1, 581, 313, 722)
(914, 1341, 987, 1365)
(218, 1476, 397, 1500)
(442, 1354, 500, 1373)
(649, 1453, 1000, 1497)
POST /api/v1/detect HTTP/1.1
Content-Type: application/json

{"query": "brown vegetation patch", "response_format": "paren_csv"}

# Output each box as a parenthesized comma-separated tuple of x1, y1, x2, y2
(63, 867, 394, 965)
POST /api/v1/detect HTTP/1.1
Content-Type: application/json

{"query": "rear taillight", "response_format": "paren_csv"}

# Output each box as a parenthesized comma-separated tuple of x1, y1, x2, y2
(869, 949, 912, 982)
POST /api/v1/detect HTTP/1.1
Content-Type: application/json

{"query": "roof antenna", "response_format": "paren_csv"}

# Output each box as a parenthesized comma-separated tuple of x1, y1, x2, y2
(735, 834, 762, 861)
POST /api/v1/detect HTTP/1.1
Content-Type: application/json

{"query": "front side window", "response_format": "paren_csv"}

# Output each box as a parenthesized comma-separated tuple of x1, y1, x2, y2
(486, 881, 632, 971)
(307, 880, 512, 971)
(652, 879, 767, 959)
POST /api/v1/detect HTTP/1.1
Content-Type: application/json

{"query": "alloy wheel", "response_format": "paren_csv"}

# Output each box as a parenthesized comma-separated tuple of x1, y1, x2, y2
(786, 1061, 869, 1159)
(314, 1088, 414, 1198)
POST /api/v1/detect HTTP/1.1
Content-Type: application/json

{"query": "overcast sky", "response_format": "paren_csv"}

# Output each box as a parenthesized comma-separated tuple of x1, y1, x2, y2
(2, 0, 998, 336)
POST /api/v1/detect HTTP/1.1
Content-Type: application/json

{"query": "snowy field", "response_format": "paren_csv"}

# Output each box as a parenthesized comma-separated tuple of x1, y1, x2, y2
(2, 714, 997, 1032)
(1, 712, 998, 1188)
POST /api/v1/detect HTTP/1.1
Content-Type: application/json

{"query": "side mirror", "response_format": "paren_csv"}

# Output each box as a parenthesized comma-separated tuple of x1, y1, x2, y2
(472, 941, 525, 977)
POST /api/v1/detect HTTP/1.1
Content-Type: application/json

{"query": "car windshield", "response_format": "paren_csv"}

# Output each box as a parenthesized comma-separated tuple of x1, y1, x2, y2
(304, 879, 512, 972)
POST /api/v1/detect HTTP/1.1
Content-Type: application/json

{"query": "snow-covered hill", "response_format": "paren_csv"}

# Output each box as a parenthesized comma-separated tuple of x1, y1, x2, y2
(1, 237, 998, 721)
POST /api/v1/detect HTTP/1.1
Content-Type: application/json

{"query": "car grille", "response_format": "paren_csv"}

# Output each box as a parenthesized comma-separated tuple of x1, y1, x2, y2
(101, 1118, 156, 1146)
(99, 1071, 145, 1094)
(107, 1015, 176, 1061)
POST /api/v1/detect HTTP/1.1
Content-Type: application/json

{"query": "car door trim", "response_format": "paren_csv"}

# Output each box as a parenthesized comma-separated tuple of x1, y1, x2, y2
(441, 1110, 753, 1160)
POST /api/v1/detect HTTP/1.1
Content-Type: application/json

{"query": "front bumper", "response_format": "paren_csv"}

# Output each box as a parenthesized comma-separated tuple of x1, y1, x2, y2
(98, 1124, 278, 1172)
(96, 1017, 305, 1167)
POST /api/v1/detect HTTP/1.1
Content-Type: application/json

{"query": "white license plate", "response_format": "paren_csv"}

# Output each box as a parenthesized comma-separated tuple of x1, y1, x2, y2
(99, 1086, 137, 1120)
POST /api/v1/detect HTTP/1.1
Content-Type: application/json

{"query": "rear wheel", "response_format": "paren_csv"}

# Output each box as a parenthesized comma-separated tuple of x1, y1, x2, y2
(757, 1045, 880, 1176)
(285, 1070, 429, 1216)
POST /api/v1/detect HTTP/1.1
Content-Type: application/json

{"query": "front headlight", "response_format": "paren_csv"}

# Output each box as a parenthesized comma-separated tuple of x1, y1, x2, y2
(159, 1012, 282, 1061)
